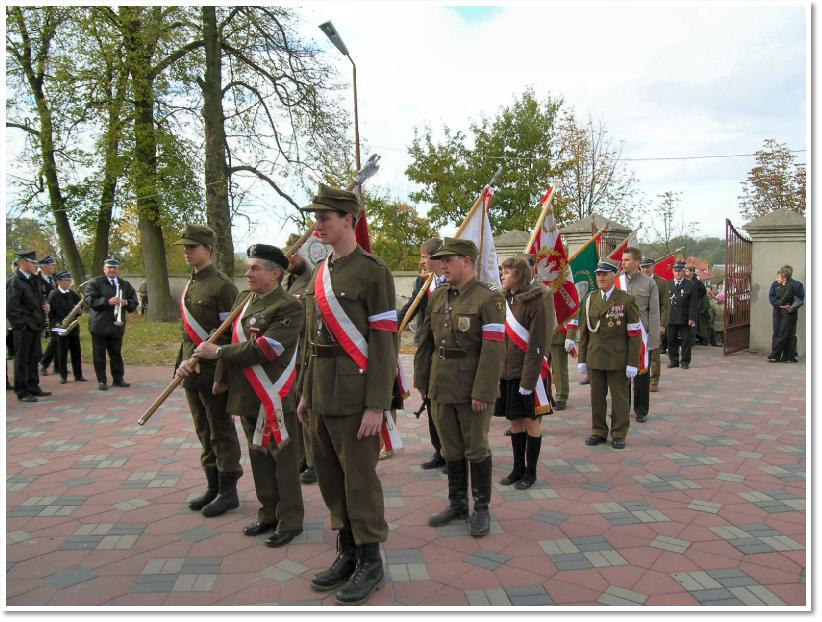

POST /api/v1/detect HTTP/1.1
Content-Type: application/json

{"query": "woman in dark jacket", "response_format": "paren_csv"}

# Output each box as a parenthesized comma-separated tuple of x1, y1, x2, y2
(768, 270, 797, 362)
(494, 256, 552, 489)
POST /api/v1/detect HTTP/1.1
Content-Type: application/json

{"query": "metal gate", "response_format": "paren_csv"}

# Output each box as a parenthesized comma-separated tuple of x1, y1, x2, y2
(724, 218, 752, 354)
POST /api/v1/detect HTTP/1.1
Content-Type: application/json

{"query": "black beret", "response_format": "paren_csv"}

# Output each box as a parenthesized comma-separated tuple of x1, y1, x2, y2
(247, 244, 288, 270)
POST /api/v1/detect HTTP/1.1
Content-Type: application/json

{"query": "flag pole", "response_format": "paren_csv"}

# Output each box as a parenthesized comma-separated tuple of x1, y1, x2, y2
(523, 187, 555, 254)
(567, 225, 608, 263)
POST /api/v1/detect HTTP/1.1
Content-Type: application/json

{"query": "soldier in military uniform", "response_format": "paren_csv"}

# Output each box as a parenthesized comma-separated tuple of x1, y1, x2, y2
(196, 244, 306, 547)
(6, 251, 51, 402)
(550, 318, 577, 411)
(578, 260, 641, 449)
(640, 257, 669, 392)
(297, 184, 399, 605)
(171, 225, 243, 519)
(47, 271, 87, 384)
(85, 258, 139, 390)
(36, 256, 58, 376)
(414, 238, 506, 537)
(667, 262, 698, 369)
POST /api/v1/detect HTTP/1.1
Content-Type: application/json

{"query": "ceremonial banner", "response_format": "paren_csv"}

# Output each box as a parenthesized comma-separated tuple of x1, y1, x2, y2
(459, 186, 502, 289)
(608, 231, 638, 263)
(569, 235, 600, 302)
(528, 187, 579, 326)
(654, 254, 677, 281)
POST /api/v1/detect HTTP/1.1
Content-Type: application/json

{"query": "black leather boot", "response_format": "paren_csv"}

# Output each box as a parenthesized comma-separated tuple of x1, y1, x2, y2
(515, 435, 542, 490)
(335, 543, 384, 605)
(311, 529, 357, 591)
(188, 466, 219, 511)
(500, 432, 526, 485)
(469, 456, 493, 537)
(428, 460, 469, 527)
(201, 471, 240, 517)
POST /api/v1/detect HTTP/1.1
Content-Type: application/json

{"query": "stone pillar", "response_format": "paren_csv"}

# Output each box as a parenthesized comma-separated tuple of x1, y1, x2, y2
(743, 210, 806, 357)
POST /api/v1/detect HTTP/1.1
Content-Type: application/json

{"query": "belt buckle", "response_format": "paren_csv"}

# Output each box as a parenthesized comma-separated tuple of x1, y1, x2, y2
(309, 342, 319, 357)
(438, 346, 447, 360)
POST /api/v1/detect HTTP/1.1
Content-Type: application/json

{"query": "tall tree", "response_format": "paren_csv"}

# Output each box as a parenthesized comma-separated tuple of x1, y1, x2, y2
(738, 138, 806, 221)
(363, 190, 438, 271)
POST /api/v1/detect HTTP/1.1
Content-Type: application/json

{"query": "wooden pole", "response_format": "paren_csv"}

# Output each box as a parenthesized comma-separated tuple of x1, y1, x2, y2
(523, 187, 555, 255)
(137, 292, 255, 425)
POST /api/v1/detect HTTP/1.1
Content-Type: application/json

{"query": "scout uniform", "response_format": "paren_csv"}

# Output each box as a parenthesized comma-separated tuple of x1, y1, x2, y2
(641, 257, 669, 390)
(578, 260, 641, 449)
(414, 238, 506, 538)
(215, 244, 305, 547)
(299, 184, 398, 603)
(173, 225, 243, 517)
(47, 271, 86, 383)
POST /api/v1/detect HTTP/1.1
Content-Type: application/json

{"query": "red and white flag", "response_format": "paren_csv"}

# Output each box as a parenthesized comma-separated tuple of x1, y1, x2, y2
(608, 231, 638, 263)
(653, 253, 677, 281)
(529, 187, 580, 326)
(459, 185, 501, 289)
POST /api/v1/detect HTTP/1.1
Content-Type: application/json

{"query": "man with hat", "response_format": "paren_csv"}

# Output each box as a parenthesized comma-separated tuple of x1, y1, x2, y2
(84, 257, 139, 390)
(667, 262, 698, 369)
(7, 259, 19, 391)
(577, 259, 641, 449)
(296, 183, 399, 605)
(47, 271, 87, 384)
(6, 251, 51, 402)
(171, 224, 243, 518)
(195, 243, 305, 546)
(414, 237, 506, 536)
(640, 257, 669, 391)
(36, 255, 58, 376)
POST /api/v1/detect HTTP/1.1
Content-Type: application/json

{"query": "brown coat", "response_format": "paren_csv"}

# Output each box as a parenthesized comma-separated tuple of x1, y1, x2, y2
(502, 283, 550, 390)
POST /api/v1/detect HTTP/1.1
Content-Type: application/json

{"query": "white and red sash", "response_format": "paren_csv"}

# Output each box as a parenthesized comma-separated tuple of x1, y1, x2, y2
(232, 296, 296, 450)
(504, 302, 552, 414)
(180, 280, 209, 345)
(314, 259, 404, 449)
(615, 275, 649, 373)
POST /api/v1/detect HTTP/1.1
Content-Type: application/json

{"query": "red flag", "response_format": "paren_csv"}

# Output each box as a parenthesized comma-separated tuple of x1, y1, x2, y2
(355, 207, 372, 253)
(654, 254, 676, 281)
(608, 231, 637, 263)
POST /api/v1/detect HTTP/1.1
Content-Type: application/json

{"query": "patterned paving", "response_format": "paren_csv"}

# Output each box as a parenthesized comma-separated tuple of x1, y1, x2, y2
(5, 347, 807, 607)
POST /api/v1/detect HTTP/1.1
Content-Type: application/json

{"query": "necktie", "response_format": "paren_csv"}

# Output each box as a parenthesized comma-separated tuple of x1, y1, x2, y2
(111, 279, 116, 289)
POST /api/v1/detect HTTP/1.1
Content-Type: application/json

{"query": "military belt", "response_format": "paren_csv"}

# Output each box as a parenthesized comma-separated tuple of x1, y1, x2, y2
(310, 342, 345, 357)
(438, 346, 468, 360)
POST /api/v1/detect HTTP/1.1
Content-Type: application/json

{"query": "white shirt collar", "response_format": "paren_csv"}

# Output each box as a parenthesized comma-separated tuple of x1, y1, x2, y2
(601, 285, 616, 301)
(59, 287, 70, 294)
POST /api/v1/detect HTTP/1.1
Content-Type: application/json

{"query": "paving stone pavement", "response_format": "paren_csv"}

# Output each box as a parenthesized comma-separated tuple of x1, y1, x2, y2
(5, 347, 806, 608)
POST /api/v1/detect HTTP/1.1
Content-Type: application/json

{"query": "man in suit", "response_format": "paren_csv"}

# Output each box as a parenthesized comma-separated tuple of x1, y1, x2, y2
(84, 258, 139, 390)
(36, 256, 58, 376)
(667, 262, 699, 369)
(769, 264, 804, 362)
(577, 260, 641, 449)
(640, 258, 669, 392)
(47, 271, 87, 384)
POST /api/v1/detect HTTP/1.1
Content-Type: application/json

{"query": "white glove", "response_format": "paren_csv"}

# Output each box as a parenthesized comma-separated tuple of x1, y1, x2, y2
(626, 365, 638, 379)
(577, 363, 588, 374)
(518, 387, 533, 396)
(564, 339, 575, 353)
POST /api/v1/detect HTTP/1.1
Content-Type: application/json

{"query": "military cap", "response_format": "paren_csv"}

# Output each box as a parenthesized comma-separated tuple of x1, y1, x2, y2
(104, 257, 120, 267)
(55, 271, 72, 281)
(299, 183, 362, 220)
(16, 250, 37, 262)
(174, 224, 217, 247)
(595, 259, 619, 274)
(639, 257, 655, 267)
(430, 237, 478, 261)
(673, 261, 686, 271)
(38, 255, 56, 266)
(247, 244, 288, 270)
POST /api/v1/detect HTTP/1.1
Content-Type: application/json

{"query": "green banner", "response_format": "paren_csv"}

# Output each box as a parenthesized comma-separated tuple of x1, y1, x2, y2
(570, 239, 599, 302)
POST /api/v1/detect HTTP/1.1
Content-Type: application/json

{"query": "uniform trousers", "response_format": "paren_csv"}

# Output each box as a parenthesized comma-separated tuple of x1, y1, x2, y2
(13, 327, 42, 397)
(629, 367, 651, 417)
(550, 343, 569, 401)
(425, 403, 442, 452)
(91, 333, 125, 382)
(40, 332, 57, 370)
(185, 386, 242, 473)
(308, 410, 387, 544)
(650, 347, 662, 386)
(589, 368, 630, 440)
(240, 413, 303, 530)
(666, 324, 693, 365)
(56, 331, 83, 380)
(432, 401, 492, 463)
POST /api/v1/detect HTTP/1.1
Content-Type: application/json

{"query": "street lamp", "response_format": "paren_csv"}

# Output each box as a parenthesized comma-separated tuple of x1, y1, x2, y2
(319, 21, 360, 172)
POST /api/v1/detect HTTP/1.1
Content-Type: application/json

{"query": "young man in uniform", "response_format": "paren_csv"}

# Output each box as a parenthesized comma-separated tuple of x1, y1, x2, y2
(36, 256, 58, 376)
(47, 271, 87, 384)
(172, 225, 243, 518)
(640, 257, 669, 392)
(667, 262, 699, 369)
(297, 183, 399, 605)
(414, 238, 506, 538)
(578, 260, 641, 449)
(196, 244, 305, 547)
(550, 318, 578, 410)
(85, 258, 139, 390)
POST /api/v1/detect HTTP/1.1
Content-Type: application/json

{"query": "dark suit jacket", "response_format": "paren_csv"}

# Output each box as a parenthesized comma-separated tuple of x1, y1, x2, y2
(6, 272, 46, 332)
(85, 276, 139, 337)
(668, 278, 699, 325)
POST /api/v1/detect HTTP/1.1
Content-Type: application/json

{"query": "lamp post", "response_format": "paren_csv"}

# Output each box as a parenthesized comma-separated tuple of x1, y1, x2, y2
(319, 21, 360, 171)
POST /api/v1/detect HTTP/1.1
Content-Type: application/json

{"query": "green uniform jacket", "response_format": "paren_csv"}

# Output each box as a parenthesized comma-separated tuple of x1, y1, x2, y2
(414, 278, 506, 405)
(215, 286, 304, 417)
(285, 270, 311, 362)
(578, 288, 641, 371)
(175, 264, 239, 390)
(654, 275, 670, 328)
(300, 247, 399, 415)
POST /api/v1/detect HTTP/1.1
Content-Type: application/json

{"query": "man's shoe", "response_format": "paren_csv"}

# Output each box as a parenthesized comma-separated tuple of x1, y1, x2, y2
(75, 377, 88, 382)
(98, 382, 108, 391)
(788, 358, 799, 363)
(428, 460, 469, 527)
(112, 380, 131, 388)
(300, 467, 317, 484)
(585, 435, 607, 446)
(189, 466, 219, 511)
(612, 438, 626, 450)
(554, 400, 566, 411)
(680, 362, 689, 369)
(335, 543, 384, 605)
(312, 530, 357, 591)
(468, 456, 493, 537)
(667, 362, 679, 368)
(265, 528, 303, 548)
(31, 389, 51, 397)
(18, 395, 37, 403)
(636, 414, 648, 423)
(650, 385, 659, 393)
(421, 452, 445, 470)
(243, 521, 277, 537)
(59, 378, 67, 385)
(201, 471, 241, 517)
